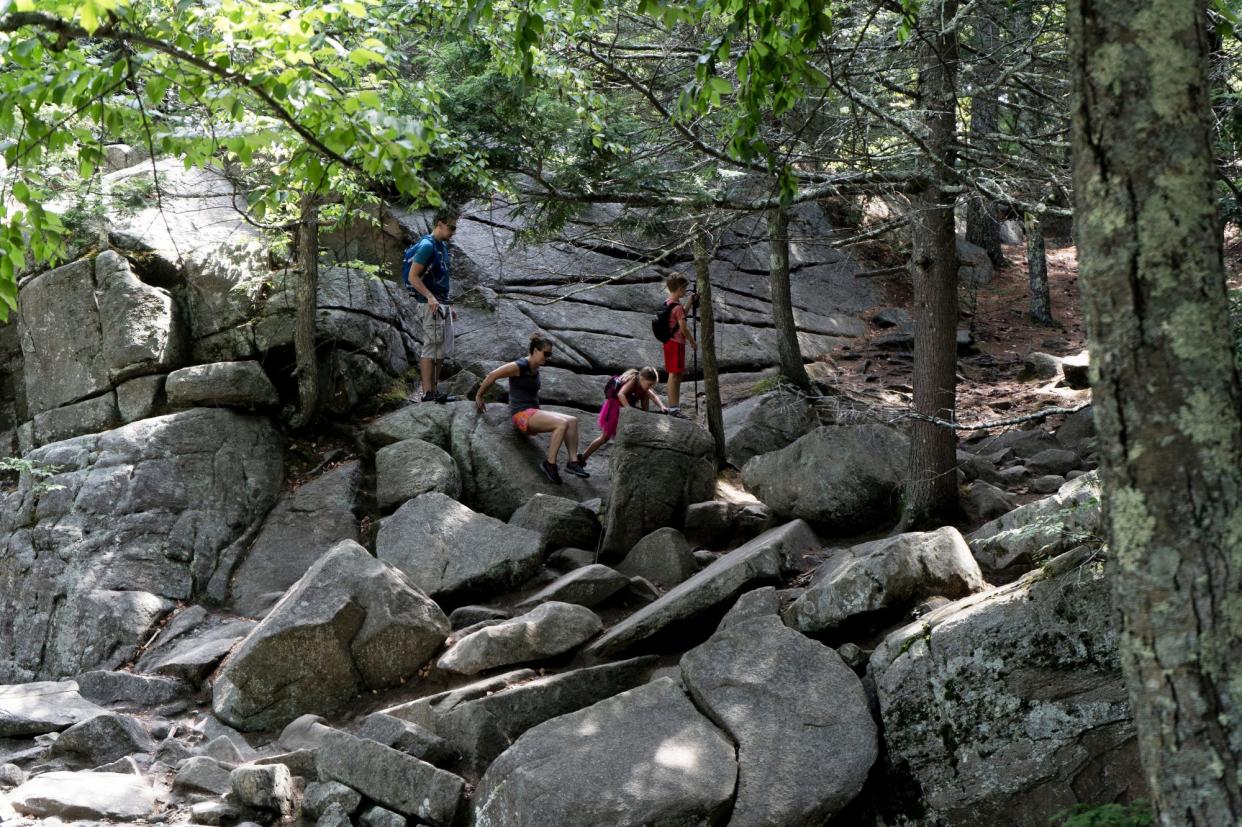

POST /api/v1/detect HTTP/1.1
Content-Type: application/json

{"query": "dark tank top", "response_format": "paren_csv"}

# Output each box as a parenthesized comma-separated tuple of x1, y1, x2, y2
(508, 357, 541, 416)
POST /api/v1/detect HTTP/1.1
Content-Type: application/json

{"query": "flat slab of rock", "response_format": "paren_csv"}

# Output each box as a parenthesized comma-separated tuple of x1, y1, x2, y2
(742, 424, 908, 531)
(136, 615, 255, 686)
(377, 492, 543, 599)
(587, 520, 818, 657)
(384, 657, 656, 778)
(0, 682, 104, 737)
(317, 729, 464, 826)
(437, 602, 602, 675)
(473, 678, 736, 826)
(682, 615, 876, 824)
(213, 541, 449, 731)
(870, 547, 1144, 826)
(10, 771, 155, 820)
(785, 527, 987, 634)
(166, 360, 278, 409)
(75, 670, 188, 710)
(514, 564, 629, 610)
(376, 438, 461, 511)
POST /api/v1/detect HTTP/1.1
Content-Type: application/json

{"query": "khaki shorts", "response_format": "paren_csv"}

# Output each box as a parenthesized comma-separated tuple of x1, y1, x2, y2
(417, 303, 455, 360)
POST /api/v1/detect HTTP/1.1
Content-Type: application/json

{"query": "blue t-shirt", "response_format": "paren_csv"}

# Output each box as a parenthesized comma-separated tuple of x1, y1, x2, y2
(403, 234, 451, 303)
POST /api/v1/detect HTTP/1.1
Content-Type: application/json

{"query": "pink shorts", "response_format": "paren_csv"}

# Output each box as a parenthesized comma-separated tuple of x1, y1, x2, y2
(598, 398, 622, 440)
(511, 408, 540, 433)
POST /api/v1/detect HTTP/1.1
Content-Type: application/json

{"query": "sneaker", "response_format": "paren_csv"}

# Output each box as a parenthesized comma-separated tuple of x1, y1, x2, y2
(576, 452, 587, 467)
(431, 391, 458, 404)
(564, 461, 591, 478)
(667, 407, 688, 419)
(539, 460, 563, 484)
(419, 390, 438, 403)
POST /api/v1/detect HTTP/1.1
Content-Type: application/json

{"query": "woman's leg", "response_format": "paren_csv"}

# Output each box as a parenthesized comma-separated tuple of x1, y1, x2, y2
(564, 416, 580, 460)
(524, 410, 570, 463)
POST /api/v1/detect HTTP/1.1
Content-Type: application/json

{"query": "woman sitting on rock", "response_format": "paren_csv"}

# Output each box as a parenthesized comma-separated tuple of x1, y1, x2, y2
(475, 333, 590, 485)
(577, 366, 666, 468)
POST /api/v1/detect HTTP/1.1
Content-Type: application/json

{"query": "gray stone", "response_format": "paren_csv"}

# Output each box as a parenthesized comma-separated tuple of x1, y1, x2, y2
(872, 307, 912, 328)
(254, 748, 318, 779)
(1061, 350, 1090, 389)
(1020, 351, 1061, 381)
(316, 729, 464, 826)
(191, 799, 242, 826)
(227, 462, 363, 618)
(957, 236, 994, 286)
(545, 547, 597, 571)
(870, 547, 1145, 826)
(279, 714, 334, 751)
(508, 493, 601, 554)
(95, 250, 182, 382)
(9, 771, 155, 820)
(1055, 405, 1095, 450)
(0, 409, 283, 682)
(979, 427, 1060, 459)
(956, 450, 1003, 485)
(303, 780, 362, 819)
(600, 408, 716, 557)
(615, 527, 698, 590)
(472, 678, 736, 827)
(154, 734, 193, 765)
(355, 713, 453, 765)
(230, 763, 294, 814)
(681, 615, 877, 825)
(785, 527, 987, 634)
(136, 616, 256, 686)
(212, 541, 449, 731)
(75, 670, 189, 710)
(0, 764, 25, 788)
(48, 711, 154, 767)
(0, 682, 104, 737)
(742, 425, 908, 531)
(717, 586, 781, 630)
(93, 753, 148, 774)
(438, 602, 602, 675)
(317, 801, 353, 827)
(174, 756, 233, 796)
(1025, 448, 1080, 477)
(382, 657, 656, 779)
(166, 361, 279, 409)
(588, 520, 818, 658)
(31, 392, 121, 446)
(514, 564, 629, 610)
(969, 472, 1102, 578)
(682, 500, 773, 549)
(1031, 474, 1066, 494)
(998, 465, 1029, 486)
(722, 389, 819, 470)
(201, 734, 246, 764)
(360, 805, 407, 827)
(376, 492, 543, 599)
(449, 606, 511, 629)
(964, 480, 1016, 523)
(375, 438, 461, 511)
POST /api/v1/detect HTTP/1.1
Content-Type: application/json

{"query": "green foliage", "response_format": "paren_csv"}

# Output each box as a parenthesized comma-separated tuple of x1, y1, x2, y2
(1049, 801, 1154, 827)
(0, 455, 65, 497)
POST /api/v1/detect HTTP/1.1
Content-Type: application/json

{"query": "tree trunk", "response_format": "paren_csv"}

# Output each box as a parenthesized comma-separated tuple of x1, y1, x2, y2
(694, 226, 726, 468)
(1070, 1, 1242, 823)
(1024, 211, 1052, 324)
(902, 0, 962, 529)
(965, 2, 1005, 269)
(292, 192, 320, 429)
(767, 206, 811, 392)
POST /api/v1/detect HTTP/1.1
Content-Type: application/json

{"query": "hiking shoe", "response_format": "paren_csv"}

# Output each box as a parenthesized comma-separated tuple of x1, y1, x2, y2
(667, 407, 688, 419)
(431, 391, 458, 404)
(539, 460, 563, 484)
(565, 461, 591, 478)
(419, 391, 439, 403)
(576, 452, 587, 467)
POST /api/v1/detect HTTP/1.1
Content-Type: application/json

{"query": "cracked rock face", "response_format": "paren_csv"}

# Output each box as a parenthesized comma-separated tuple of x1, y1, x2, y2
(212, 540, 450, 731)
(0, 409, 283, 682)
(869, 548, 1147, 826)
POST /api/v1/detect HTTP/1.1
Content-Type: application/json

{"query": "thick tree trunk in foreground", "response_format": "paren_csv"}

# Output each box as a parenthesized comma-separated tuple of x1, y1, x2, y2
(292, 192, 320, 428)
(767, 206, 811, 392)
(903, 0, 961, 528)
(694, 227, 726, 468)
(1024, 212, 1052, 324)
(1070, 1, 1242, 823)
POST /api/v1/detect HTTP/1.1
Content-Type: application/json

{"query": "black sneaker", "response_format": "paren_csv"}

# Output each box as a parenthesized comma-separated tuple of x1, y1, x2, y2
(667, 407, 688, 419)
(432, 391, 458, 404)
(539, 460, 563, 484)
(565, 461, 590, 478)
(576, 452, 587, 467)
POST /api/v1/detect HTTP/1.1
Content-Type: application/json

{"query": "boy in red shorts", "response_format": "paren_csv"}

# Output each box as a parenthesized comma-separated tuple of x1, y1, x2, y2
(662, 274, 698, 418)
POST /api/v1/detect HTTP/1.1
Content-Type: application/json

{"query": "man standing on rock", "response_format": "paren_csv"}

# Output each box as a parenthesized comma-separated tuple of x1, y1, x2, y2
(403, 211, 457, 403)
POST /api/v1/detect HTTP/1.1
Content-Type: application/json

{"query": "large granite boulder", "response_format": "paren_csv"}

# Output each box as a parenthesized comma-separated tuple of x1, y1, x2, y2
(382, 658, 656, 778)
(376, 492, 543, 599)
(437, 602, 602, 675)
(615, 526, 698, 590)
(0, 409, 283, 681)
(508, 493, 601, 553)
(587, 519, 819, 657)
(600, 408, 716, 558)
(165, 361, 279, 409)
(375, 438, 461, 511)
(968, 471, 1102, 580)
(94, 250, 182, 382)
(742, 424, 908, 531)
(212, 541, 449, 731)
(870, 547, 1146, 826)
(47, 711, 154, 767)
(472, 678, 737, 826)
(225, 461, 363, 616)
(0, 682, 103, 737)
(9, 771, 156, 821)
(722, 389, 819, 469)
(514, 564, 629, 610)
(785, 527, 987, 634)
(681, 615, 877, 825)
